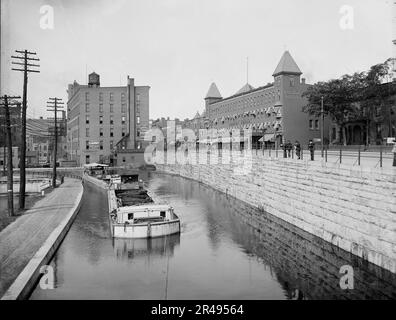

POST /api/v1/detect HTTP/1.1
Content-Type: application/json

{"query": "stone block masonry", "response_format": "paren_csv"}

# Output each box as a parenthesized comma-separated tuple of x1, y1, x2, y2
(155, 150, 396, 273)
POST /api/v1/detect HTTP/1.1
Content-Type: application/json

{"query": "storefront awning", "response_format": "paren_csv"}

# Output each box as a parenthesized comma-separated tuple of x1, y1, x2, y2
(258, 133, 275, 142)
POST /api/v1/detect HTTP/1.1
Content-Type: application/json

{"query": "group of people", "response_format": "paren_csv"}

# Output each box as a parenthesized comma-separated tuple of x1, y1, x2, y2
(280, 140, 316, 160)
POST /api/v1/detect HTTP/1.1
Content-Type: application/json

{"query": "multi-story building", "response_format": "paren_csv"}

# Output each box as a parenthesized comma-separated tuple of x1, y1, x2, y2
(0, 103, 22, 150)
(199, 51, 329, 146)
(26, 115, 67, 167)
(328, 82, 396, 146)
(67, 72, 150, 166)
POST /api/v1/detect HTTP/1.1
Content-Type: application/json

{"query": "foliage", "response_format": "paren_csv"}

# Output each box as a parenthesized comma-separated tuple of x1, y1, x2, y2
(302, 58, 396, 144)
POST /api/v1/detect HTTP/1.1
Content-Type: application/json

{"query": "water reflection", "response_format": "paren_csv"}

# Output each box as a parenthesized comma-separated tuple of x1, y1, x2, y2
(113, 234, 181, 261)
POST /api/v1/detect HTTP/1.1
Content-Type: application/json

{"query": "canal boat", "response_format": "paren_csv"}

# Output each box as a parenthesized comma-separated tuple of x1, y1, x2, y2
(109, 204, 181, 239)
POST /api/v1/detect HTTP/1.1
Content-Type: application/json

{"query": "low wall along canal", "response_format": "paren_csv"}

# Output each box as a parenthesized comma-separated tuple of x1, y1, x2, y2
(155, 150, 396, 273)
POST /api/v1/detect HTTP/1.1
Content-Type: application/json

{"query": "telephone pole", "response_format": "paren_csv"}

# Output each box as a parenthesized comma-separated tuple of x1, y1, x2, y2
(0, 95, 21, 216)
(321, 96, 324, 157)
(47, 97, 64, 188)
(11, 50, 40, 209)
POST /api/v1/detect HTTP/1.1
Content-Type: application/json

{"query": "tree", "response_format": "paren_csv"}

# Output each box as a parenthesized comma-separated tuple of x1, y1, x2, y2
(302, 58, 396, 145)
(302, 73, 364, 145)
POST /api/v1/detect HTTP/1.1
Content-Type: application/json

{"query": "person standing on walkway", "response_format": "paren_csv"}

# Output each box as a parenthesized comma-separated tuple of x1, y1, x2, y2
(392, 141, 396, 167)
(308, 140, 315, 161)
(294, 141, 301, 159)
(286, 140, 292, 158)
(280, 142, 287, 158)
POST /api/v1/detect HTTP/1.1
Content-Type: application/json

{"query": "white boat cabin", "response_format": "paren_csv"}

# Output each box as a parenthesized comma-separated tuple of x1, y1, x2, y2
(114, 204, 176, 225)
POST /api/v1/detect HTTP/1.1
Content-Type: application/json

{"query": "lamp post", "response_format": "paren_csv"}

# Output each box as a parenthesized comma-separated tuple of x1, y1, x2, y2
(321, 96, 324, 157)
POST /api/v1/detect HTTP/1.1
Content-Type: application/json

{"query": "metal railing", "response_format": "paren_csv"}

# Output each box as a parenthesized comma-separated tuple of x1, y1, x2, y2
(198, 143, 395, 168)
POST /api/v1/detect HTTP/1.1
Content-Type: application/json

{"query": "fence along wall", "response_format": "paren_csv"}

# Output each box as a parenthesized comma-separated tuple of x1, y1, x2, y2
(155, 150, 396, 273)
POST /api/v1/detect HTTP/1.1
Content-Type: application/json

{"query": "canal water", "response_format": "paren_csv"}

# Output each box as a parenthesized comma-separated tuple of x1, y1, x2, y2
(30, 173, 396, 300)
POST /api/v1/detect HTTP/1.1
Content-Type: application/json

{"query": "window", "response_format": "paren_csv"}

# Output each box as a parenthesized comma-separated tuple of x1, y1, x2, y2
(122, 128, 126, 137)
(137, 116, 140, 124)
(99, 115, 103, 124)
(137, 130, 140, 137)
(121, 104, 126, 113)
(99, 104, 103, 113)
(122, 157, 126, 162)
(99, 92, 103, 101)
(309, 119, 314, 129)
(85, 92, 89, 101)
(290, 77, 295, 87)
(110, 141, 113, 150)
(86, 128, 89, 137)
(43, 145, 47, 150)
(86, 115, 89, 124)
(85, 103, 90, 113)
(110, 128, 114, 137)
(315, 119, 319, 130)
(85, 155, 90, 164)
(136, 93, 140, 101)
(121, 93, 126, 101)
(110, 104, 114, 113)
(110, 92, 114, 101)
(121, 116, 126, 124)
(110, 116, 113, 125)
(86, 141, 90, 150)
(99, 128, 103, 137)
(127, 213, 134, 220)
(99, 140, 103, 150)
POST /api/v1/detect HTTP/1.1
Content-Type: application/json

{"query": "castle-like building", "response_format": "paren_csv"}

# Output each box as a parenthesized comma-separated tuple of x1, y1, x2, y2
(185, 51, 329, 147)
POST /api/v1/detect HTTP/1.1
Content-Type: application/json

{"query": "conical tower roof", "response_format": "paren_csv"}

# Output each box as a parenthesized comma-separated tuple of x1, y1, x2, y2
(235, 83, 255, 95)
(205, 82, 222, 99)
(272, 51, 302, 76)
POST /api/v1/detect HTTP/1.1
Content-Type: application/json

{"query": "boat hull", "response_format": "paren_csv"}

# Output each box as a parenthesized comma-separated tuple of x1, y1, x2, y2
(111, 219, 181, 239)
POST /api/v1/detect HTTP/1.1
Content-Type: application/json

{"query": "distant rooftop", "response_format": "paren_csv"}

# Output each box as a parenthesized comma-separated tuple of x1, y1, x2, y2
(272, 51, 302, 76)
(235, 83, 255, 95)
(205, 82, 222, 99)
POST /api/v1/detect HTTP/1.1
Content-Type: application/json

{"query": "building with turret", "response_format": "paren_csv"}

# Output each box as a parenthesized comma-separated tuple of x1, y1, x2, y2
(202, 51, 329, 146)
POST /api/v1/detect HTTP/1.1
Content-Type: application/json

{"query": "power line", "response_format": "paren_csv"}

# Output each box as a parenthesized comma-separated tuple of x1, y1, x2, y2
(47, 97, 64, 187)
(0, 95, 21, 216)
(11, 49, 40, 209)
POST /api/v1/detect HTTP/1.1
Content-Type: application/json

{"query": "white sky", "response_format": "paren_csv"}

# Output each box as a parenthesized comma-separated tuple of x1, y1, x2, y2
(1, 0, 395, 120)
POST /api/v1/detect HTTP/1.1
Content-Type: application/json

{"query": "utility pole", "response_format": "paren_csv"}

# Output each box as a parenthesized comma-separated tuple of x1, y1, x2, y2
(11, 50, 40, 209)
(0, 95, 21, 216)
(47, 97, 64, 188)
(321, 96, 324, 157)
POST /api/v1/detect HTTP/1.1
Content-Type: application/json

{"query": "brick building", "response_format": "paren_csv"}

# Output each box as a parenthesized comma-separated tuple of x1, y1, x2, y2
(26, 116, 67, 166)
(67, 73, 150, 166)
(200, 51, 329, 147)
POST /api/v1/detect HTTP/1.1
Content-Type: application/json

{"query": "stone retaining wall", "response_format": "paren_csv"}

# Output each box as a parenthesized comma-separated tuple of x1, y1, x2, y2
(155, 150, 396, 273)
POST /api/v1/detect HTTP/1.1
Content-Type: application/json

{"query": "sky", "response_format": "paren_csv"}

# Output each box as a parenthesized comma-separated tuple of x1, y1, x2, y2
(1, 0, 395, 120)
